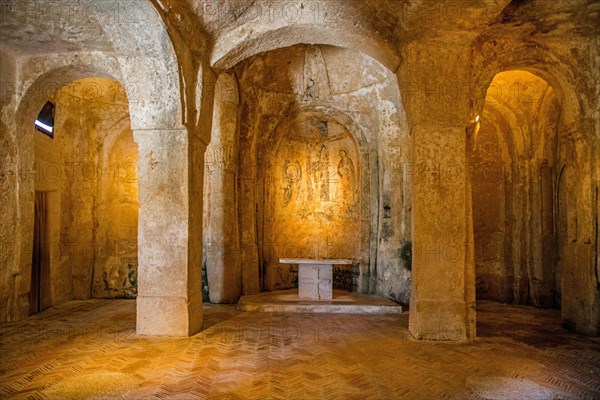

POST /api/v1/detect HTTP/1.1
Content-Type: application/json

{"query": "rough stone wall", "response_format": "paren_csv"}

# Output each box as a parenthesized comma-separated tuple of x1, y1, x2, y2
(52, 78, 138, 301)
(52, 82, 97, 300)
(0, 50, 23, 321)
(0, 48, 133, 322)
(264, 117, 362, 291)
(93, 126, 139, 299)
(231, 44, 411, 302)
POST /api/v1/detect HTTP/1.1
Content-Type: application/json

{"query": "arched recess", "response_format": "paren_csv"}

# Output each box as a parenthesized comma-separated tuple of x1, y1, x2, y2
(471, 70, 560, 307)
(202, 72, 241, 303)
(256, 107, 376, 294)
(229, 43, 409, 303)
(471, 67, 599, 336)
(7, 64, 123, 320)
(11, 73, 138, 319)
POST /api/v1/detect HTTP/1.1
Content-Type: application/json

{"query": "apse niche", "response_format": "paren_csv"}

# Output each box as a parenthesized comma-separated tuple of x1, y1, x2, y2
(216, 43, 413, 303)
(262, 116, 364, 291)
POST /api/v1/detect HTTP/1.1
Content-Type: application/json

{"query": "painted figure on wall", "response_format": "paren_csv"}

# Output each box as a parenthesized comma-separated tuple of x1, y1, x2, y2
(276, 119, 361, 215)
(306, 142, 320, 202)
(337, 149, 355, 208)
(282, 160, 302, 207)
(319, 144, 330, 202)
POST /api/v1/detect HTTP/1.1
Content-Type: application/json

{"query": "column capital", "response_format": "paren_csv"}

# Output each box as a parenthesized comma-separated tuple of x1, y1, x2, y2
(396, 38, 473, 128)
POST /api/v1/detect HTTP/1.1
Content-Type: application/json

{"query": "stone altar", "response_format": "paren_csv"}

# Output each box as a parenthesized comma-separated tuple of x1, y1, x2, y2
(279, 258, 353, 300)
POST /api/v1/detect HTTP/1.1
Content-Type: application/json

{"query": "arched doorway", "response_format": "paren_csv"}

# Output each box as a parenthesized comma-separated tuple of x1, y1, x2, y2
(1, 0, 188, 336)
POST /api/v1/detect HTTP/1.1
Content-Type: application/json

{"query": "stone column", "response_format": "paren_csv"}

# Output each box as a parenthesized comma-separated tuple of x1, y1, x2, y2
(238, 99, 260, 295)
(134, 129, 204, 337)
(398, 37, 476, 341)
(560, 126, 600, 336)
(204, 73, 241, 303)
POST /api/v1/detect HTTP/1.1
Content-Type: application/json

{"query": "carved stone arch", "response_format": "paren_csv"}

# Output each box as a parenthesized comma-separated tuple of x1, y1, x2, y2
(87, 0, 184, 130)
(471, 69, 565, 306)
(211, 24, 400, 72)
(473, 62, 580, 134)
(16, 63, 123, 133)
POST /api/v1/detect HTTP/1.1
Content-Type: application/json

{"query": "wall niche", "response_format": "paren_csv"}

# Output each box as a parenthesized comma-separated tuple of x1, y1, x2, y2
(261, 116, 364, 292)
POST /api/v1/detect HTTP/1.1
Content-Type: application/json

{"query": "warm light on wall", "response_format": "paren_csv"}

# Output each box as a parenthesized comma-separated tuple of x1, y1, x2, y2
(475, 115, 480, 123)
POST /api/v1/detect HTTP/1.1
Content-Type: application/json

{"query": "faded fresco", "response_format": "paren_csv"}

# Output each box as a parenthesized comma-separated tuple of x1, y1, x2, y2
(263, 118, 361, 289)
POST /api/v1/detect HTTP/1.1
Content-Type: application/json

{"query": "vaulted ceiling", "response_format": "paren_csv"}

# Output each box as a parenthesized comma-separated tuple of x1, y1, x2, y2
(2, 0, 598, 71)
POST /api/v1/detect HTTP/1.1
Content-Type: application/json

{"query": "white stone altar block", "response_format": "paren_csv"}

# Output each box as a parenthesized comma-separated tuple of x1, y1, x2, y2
(280, 258, 352, 301)
(298, 264, 332, 300)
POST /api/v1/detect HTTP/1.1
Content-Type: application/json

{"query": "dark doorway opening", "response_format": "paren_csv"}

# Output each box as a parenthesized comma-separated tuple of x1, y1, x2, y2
(29, 191, 51, 314)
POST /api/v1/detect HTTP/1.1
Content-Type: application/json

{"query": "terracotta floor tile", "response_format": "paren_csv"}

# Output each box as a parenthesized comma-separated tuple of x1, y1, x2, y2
(0, 300, 599, 399)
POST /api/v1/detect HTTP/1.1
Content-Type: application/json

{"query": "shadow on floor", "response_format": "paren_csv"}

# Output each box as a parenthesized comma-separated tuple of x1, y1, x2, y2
(202, 303, 244, 330)
(476, 300, 600, 350)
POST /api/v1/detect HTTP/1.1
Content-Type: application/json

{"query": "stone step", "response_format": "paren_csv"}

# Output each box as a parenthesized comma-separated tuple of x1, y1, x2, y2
(237, 289, 403, 314)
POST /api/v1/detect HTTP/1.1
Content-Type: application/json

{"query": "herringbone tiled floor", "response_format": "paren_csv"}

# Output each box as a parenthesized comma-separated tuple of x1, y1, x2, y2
(1, 299, 599, 399)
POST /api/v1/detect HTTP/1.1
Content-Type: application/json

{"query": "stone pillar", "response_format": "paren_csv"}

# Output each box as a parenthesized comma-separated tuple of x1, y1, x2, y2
(560, 126, 600, 336)
(134, 129, 203, 337)
(238, 100, 260, 295)
(398, 38, 476, 341)
(204, 73, 241, 303)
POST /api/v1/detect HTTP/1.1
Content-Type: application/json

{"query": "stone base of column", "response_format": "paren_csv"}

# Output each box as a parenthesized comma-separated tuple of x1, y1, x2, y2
(206, 244, 241, 303)
(136, 293, 203, 337)
(408, 298, 476, 341)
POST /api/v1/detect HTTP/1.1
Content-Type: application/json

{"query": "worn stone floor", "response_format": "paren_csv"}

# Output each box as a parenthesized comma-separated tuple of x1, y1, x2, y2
(1, 299, 599, 399)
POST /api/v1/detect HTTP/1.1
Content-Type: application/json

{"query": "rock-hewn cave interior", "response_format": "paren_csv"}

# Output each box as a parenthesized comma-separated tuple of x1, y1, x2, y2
(1, 0, 599, 398)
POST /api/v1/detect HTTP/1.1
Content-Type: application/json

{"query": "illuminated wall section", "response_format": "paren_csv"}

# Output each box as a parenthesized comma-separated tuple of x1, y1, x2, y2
(263, 118, 362, 290)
